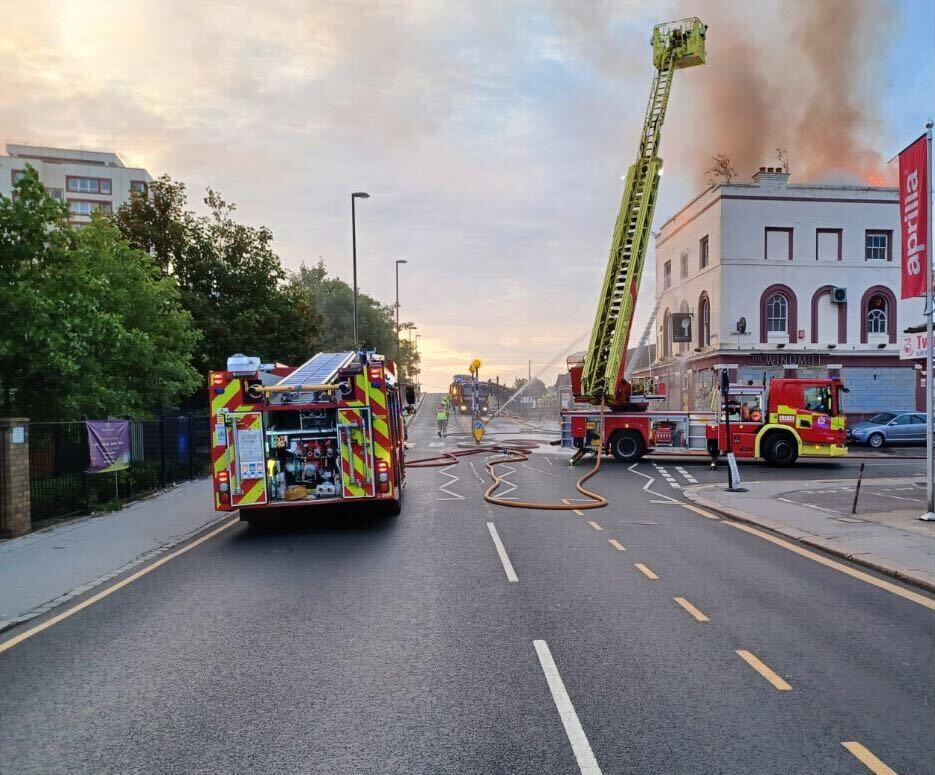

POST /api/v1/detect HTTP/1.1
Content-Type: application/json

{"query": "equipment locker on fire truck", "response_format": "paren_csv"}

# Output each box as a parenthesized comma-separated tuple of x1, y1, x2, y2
(210, 351, 406, 524)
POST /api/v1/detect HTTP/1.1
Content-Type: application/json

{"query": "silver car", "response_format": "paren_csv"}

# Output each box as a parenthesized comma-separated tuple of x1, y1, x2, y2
(847, 411, 928, 448)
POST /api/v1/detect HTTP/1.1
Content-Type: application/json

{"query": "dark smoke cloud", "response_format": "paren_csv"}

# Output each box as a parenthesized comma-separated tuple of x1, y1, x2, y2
(668, 0, 897, 188)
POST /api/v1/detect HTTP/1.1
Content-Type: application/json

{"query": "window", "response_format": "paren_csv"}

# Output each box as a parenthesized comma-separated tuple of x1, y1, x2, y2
(766, 293, 788, 333)
(45, 187, 64, 201)
(866, 294, 887, 335)
(699, 235, 709, 268)
(66, 176, 112, 195)
(765, 227, 793, 260)
(865, 230, 891, 261)
(680, 251, 688, 279)
(698, 294, 710, 347)
(130, 180, 148, 195)
(69, 200, 113, 217)
(11, 169, 26, 185)
(816, 229, 842, 261)
(663, 260, 671, 289)
(803, 385, 832, 414)
(891, 414, 914, 426)
(662, 309, 671, 358)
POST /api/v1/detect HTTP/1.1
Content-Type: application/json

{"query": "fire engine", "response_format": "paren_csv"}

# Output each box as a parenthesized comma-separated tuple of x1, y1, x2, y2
(562, 18, 848, 466)
(209, 351, 406, 524)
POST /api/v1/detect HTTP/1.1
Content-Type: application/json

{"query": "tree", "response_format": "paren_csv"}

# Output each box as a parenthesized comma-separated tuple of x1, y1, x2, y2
(706, 153, 737, 186)
(0, 172, 201, 419)
(114, 178, 322, 373)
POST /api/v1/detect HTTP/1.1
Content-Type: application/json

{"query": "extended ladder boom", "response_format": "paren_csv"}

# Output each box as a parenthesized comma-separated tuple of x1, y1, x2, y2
(580, 18, 706, 405)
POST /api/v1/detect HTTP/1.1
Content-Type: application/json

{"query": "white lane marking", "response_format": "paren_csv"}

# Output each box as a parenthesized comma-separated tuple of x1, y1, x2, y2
(874, 492, 921, 502)
(777, 497, 835, 513)
(428, 441, 444, 447)
(674, 466, 699, 484)
(486, 522, 518, 582)
(495, 462, 518, 498)
(533, 640, 603, 775)
(438, 464, 465, 501)
(469, 461, 484, 483)
(523, 461, 561, 477)
(627, 463, 679, 503)
(545, 456, 555, 466)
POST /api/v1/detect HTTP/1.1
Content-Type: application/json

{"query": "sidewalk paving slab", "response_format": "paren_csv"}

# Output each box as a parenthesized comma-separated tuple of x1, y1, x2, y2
(685, 477, 935, 594)
(0, 478, 229, 632)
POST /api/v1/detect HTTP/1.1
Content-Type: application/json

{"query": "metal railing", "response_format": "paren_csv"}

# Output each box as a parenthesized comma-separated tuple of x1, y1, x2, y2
(28, 416, 212, 523)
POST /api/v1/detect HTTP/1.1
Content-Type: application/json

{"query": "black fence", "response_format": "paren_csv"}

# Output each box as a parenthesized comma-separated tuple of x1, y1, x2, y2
(29, 416, 212, 523)
(0, 425, 8, 530)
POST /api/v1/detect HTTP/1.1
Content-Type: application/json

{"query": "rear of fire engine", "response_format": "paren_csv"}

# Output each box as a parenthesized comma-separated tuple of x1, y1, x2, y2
(210, 351, 406, 524)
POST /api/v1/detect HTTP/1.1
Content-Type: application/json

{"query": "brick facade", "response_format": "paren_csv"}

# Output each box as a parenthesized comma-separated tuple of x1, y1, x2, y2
(0, 418, 31, 536)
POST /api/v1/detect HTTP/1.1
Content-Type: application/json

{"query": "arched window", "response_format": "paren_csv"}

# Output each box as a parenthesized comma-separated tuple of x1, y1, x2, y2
(698, 293, 710, 347)
(662, 309, 671, 359)
(678, 300, 690, 353)
(859, 286, 897, 343)
(866, 294, 887, 335)
(759, 284, 797, 343)
(766, 294, 788, 333)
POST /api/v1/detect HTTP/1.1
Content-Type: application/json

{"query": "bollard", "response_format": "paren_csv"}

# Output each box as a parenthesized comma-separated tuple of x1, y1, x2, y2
(851, 462, 865, 515)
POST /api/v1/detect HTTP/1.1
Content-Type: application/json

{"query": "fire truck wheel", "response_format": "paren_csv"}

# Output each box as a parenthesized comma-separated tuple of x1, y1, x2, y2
(763, 432, 798, 466)
(609, 430, 645, 463)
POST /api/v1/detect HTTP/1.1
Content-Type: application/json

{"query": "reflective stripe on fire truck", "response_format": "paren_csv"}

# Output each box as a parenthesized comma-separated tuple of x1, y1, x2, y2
(338, 407, 374, 498)
(351, 371, 394, 497)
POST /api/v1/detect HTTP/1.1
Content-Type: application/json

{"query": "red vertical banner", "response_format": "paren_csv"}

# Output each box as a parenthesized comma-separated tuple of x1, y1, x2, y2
(899, 134, 928, 299)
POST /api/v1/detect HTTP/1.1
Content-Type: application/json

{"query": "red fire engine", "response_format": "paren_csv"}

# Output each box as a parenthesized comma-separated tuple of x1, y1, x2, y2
(209, 351, 406, 524)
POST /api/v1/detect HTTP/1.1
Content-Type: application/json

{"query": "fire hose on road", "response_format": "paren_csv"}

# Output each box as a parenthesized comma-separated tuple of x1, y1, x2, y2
(407, 406, 607, 511)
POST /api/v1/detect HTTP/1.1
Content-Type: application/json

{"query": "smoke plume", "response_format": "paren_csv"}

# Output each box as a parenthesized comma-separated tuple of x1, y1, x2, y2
(669, 0, 897, 188)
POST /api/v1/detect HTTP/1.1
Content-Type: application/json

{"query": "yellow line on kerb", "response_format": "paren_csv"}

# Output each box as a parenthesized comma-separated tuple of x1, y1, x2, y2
(681, 504, 720, 520)
(0, 518, 239, 655)
(724, 521, 935, 611)
(841, 742, 899, 775)
(634, 563, 659, 580)
(674, 596, 709, 622)
(735, 649, 792, 691)
(608, 539, 626, 551)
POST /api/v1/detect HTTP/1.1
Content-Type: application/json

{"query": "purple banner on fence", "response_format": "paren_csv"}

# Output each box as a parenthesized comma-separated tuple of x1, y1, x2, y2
(87, 420, 131, 473)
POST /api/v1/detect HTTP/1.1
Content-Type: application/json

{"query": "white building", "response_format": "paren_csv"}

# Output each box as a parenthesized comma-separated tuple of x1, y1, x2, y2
(0, 144, 152, 223)
(642, 168, 918, 418)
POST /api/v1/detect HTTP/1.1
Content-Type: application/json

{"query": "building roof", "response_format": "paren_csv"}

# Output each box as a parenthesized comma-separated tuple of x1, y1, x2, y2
(4, 144, 127, 168)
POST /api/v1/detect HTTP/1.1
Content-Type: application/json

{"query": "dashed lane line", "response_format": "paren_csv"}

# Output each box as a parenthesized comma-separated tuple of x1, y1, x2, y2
(723, 521, 935, 611)
(840, 742, 899, 775)
(533, 640, 603, 775)
(634, 563, 659, 580)
(736, 649, 792, 691)
(608, 539, 626, 551)
(486, 522, 518, 583)
(588, 521, 603, 531)
(675, 465, 699, 484)
(674, 596, 710, 622)
(0, 517, 240, 655)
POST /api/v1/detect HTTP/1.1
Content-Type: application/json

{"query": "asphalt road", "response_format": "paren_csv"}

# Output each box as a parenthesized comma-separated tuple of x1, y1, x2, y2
(1, 396, 933, 774)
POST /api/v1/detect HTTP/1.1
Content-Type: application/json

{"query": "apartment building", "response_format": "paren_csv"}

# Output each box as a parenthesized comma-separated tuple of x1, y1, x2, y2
(639, 167, 918, 417)
(0, 144, 152, 223)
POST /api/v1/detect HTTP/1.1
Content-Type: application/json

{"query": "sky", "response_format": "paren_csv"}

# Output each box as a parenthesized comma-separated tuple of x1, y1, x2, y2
(1, 0, 932, 391)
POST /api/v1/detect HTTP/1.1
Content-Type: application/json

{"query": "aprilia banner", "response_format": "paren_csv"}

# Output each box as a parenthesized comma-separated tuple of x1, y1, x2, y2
(899, 134, 928, 299)
(87, 420, 131, 473)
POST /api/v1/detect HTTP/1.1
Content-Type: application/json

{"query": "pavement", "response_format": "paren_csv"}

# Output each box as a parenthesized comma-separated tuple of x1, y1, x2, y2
(0, 478, 226, 632)
(686, 477, 935, 592)
(1, 395, 933, 774)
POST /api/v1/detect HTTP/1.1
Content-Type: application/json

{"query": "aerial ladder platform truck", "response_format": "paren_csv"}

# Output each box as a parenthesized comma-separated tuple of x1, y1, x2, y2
(563, 18, 848, 466)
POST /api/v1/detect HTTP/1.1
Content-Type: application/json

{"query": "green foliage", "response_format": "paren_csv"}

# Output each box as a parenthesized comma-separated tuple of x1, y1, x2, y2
(0, 170, 201, 419)
(114, 179, 323, 372)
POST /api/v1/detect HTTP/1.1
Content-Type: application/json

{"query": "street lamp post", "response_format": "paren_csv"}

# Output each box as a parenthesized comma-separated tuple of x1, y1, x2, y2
(395, 259, 408, 368)
(351, 192, 370, 347)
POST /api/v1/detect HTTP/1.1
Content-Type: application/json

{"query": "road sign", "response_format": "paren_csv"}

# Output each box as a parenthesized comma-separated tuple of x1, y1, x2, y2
(727, 453, 742, 487)
(473, 419, 486, 443)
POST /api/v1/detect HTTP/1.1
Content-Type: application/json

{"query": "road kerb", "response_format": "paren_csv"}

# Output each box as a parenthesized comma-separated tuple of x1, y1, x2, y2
(686, 486, 935, 596)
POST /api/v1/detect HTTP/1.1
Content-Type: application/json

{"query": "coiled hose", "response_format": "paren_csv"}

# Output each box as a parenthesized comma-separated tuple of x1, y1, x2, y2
(406, 403, 607, 512)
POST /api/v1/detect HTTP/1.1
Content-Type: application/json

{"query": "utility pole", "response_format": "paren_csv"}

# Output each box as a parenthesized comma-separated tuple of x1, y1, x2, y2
(350, 192, 370, 348)
(395, 259, 408, 371)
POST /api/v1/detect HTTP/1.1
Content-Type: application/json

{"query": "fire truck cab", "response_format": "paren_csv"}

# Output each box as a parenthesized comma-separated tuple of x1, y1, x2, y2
(706, 377, 847, 465)
(209, 351, 406, 524)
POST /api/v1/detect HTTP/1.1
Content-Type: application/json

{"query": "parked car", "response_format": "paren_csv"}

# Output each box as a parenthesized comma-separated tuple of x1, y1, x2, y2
(847, 411, 928, 448)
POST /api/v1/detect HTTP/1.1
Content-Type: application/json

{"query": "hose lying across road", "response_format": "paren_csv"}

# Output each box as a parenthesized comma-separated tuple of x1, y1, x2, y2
(407, 404, 607, 512)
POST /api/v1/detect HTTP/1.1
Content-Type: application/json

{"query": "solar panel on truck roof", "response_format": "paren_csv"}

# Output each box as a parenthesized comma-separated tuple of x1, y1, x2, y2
(276, 352, 356, 388)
